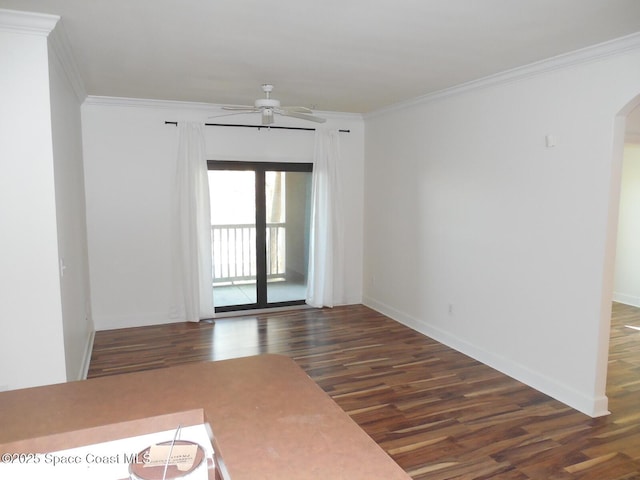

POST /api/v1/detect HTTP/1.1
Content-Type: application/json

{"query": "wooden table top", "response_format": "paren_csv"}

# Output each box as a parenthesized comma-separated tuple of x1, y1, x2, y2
(0, 354, 411, 480)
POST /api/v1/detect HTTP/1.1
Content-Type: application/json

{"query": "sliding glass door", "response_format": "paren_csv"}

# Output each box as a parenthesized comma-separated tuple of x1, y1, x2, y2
(208, 168, 257, 306)
(208, 161, 312, 312)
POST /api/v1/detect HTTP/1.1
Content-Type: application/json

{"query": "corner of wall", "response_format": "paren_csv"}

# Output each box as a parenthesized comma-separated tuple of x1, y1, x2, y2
(79, 329, 95, 380)
(47, 18, 86, 102)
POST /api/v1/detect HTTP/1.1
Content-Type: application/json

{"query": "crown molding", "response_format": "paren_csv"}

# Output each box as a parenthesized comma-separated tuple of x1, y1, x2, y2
(0, 8, 59, 35)
(83, 96, 221, 111)
(0, 9, 85, 101)
(366, 32, 640, 119)
(47, 19, 87, 102)
(315, 109, 364, 121)
(83, 95, 364, 121)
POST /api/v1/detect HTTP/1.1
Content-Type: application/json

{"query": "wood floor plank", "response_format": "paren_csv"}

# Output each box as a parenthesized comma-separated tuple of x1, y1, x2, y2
(88, 302, 640, 479)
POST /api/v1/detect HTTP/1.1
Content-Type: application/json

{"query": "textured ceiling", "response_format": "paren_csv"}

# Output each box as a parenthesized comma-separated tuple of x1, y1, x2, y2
(2, 0, 640, 113)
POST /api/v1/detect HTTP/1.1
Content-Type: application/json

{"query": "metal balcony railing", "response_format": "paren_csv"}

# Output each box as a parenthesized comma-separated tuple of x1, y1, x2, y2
(211, 223, 286, 283)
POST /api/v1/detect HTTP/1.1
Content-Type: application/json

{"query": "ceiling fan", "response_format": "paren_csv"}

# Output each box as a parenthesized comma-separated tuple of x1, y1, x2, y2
(220, 84, 326, 125)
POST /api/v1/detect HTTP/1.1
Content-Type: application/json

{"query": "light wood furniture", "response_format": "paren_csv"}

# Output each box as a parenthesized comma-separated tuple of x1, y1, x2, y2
(0, 354, 410, 480)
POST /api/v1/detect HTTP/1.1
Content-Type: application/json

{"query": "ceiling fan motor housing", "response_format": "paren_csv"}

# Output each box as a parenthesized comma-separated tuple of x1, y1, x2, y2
(255, 98, 280, 109)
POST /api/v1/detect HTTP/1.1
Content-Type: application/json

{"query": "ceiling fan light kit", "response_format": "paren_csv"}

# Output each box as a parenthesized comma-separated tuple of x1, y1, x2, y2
(262, 107, 274, 125)
(221, 84, 326, 125)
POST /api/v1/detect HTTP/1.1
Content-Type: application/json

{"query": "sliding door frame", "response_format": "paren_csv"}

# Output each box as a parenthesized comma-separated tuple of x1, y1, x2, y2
(208, 160, 313, 313)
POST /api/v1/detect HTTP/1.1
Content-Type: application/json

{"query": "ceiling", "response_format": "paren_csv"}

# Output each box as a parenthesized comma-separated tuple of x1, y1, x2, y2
(2, 0, 640, 113)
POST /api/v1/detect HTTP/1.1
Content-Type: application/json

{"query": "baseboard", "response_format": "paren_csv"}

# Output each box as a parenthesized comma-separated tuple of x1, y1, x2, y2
(95, 303, 323, 328)
(94, 312, 179, 331)
(613, 292, 640, 308)
(215, 304, 312, 318)
(79, 329, 95, 380)
(362, 295, 609, 418)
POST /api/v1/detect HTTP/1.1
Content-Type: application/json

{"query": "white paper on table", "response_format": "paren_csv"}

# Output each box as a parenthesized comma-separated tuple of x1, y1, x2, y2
(0, 424, 214, 480)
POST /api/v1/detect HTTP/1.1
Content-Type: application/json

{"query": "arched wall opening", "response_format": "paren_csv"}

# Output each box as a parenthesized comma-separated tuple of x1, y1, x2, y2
(597, 94, 640, 414)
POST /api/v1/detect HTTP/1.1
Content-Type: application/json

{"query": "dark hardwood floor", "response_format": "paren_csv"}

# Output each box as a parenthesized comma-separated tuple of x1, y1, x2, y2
(88, 303, 640, 479)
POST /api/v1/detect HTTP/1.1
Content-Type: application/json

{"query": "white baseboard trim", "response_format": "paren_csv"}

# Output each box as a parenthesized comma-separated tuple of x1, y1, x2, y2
(613, 292, 640, 308)
(214, 304, 312, 318)
(94, 312, 179, 331)
(95, 305, 316, 329)
(362, 295, 609, 418)
(79, 329, 95, 380)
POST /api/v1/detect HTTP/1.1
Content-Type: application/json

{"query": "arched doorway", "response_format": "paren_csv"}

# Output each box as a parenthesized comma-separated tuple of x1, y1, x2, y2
(598, 94, 640, 414)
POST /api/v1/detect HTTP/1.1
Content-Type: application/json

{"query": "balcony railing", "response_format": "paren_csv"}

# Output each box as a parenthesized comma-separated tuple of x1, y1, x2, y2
(211, 223, 286, 283)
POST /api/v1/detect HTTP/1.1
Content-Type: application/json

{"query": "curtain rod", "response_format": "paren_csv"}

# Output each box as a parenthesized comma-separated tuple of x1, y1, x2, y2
(164, 121, 350, 133)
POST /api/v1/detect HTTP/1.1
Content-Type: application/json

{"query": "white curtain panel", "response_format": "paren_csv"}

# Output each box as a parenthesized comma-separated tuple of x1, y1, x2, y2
(306, 128, 345, 308)
(170, 122, 215, 321)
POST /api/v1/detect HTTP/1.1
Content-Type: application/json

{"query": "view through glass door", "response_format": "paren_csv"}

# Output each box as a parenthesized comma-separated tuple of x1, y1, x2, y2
(208, 161, 312, 312)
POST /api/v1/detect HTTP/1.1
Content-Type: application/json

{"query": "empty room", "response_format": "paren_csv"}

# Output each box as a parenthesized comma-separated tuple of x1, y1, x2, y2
(1, 1, 640, 478)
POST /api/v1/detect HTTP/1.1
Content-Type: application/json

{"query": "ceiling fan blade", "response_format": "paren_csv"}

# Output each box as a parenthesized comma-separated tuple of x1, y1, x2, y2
(280, 111, 326, 123)
(281, 106, 313, 114)
(222, 105, 258, 111)
(208, 111, 259, 120)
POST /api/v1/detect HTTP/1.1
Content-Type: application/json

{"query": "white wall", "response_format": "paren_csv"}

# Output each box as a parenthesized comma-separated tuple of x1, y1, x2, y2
(614, 143, 640, 306)
(0, 14, 67, 390)
(81, 99, 364, 330)
(364, 40, 640, 417)
(48, 27, 94, 380)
